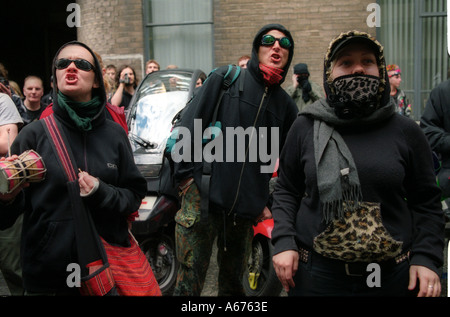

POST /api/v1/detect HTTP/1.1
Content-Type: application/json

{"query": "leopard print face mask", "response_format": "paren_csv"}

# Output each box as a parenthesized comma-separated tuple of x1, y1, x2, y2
(329, 74, 380, 119)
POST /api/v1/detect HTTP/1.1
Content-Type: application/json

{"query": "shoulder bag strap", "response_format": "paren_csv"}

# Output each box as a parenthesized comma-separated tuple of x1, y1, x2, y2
(41, 115, 108, 272)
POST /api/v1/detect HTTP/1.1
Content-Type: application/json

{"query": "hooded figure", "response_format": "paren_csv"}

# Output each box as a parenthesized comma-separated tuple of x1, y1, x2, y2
(172, 24, 298, 296)
(322, 30, 391, 119)
(174, 23, 297, 220)
(0, 41, 147, 295)
(50, 41, 107, 132)
(40, 41, 128, 131)
(247, 23, 295, 85)
(272, 31, 444, 297)
(286, 62, 324, 111)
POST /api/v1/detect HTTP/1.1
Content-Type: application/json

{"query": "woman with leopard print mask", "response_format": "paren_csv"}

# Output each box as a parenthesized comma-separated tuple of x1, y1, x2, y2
(271, 31, 444, 297)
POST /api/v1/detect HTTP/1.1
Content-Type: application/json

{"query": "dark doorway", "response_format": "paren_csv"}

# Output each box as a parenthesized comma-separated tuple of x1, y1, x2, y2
(0, 0, 77, 95)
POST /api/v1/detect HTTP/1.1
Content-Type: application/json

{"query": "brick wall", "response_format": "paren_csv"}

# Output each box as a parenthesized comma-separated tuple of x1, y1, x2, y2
(213, 0, 374, 88)
(77, 0, 145, 82)
(75, 0, 375, 88)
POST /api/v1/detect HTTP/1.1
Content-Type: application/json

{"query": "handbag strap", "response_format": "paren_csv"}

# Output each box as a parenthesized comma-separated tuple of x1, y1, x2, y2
(42, 115, 78, 181)
(41, 115, 108, 271)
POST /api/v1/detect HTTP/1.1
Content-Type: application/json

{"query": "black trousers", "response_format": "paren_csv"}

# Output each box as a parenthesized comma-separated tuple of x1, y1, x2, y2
(288, 250, 413, 296)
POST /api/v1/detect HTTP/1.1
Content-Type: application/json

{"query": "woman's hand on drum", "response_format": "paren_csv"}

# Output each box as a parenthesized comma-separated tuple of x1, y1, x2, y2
(0, 155, 29, 203)
(78, 169, 99, 196)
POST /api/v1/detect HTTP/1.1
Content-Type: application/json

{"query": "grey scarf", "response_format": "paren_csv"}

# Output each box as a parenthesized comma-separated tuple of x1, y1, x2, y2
(301, 99, 396, 223)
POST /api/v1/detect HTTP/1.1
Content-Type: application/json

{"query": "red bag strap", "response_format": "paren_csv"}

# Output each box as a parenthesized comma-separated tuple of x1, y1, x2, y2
(42, 115, 78, 182)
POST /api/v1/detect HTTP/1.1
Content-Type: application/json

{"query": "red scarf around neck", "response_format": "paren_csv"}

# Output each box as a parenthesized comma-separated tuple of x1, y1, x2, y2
(259, 63, 284, 86)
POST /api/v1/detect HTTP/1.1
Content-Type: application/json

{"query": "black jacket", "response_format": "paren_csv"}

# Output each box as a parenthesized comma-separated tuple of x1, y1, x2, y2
(420, 79, 450, 167)
(0, 42, 146, 293)
(272, 110, 444, 274)
(173, 24, 298, 220)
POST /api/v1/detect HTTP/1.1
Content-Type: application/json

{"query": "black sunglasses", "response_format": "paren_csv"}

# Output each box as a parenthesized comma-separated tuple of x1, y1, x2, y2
(55, 58, 95, 71)
(261, 34, 292, 49)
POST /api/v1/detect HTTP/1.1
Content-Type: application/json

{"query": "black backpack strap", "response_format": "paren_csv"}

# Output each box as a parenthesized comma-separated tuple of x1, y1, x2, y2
(200, 65, 240, 222)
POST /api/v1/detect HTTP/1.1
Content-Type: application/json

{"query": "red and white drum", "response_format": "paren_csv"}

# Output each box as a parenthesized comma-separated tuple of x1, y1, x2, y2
(0, 150, 46, 194)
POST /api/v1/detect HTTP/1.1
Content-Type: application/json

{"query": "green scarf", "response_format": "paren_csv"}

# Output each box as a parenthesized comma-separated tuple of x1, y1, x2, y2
(57, 91, 103, 131)
(301, 99, 395, 223)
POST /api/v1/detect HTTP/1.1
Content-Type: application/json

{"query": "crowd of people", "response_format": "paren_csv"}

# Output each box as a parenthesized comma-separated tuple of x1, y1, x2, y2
(0, 24, 446, 298)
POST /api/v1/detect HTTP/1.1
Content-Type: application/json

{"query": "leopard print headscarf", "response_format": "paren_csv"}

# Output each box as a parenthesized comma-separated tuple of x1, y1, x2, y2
(322, 31, 391, 117)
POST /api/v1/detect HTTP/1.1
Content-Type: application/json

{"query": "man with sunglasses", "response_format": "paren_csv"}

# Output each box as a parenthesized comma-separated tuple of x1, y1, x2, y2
(172, 24, 297, 296)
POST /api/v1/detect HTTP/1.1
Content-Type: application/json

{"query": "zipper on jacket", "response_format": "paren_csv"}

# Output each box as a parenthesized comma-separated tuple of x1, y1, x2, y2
(227, 86, 268, 218)
(83, 132, 88, 171)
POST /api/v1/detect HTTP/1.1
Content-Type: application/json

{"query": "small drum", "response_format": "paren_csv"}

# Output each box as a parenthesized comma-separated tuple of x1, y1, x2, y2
(0, 150, 47, 194)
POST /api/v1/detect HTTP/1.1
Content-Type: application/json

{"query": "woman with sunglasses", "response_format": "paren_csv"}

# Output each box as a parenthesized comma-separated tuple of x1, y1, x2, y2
(271, 31, 444, 297)
(172, 24, 298, 296)
(0, 41, 147, 295)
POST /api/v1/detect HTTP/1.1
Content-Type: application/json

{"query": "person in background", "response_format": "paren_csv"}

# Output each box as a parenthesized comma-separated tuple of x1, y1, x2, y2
(145, 60, 160, 75)
(41, 76, 54, 106)
(104, 64, 117, 100)
(105, 64, 117, 81)
(272, 30, 444, 297)
(21, 76, 47, 125)
(8, 81, 23, 100)
(237, 55, 251, 68)
(420, 77, 450, 219)
(0, 64, 26, 119)
(387, 64, 412, 118)
(0, 93, 23, 296)
(110, 65, 138, 110)
(195, 72, 206, 88)
(285, 63, 324, 112)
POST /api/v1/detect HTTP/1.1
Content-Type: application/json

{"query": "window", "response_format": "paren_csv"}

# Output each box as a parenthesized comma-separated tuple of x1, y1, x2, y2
(378, 0, 449, 119)
(143, 0, 213, 74)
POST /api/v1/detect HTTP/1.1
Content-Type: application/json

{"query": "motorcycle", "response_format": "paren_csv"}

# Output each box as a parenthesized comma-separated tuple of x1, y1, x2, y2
(127, 69, 206, 295)
(131, 191, 179, 295)
(243, 161, 283, 296)
(244, 219, 282, 296)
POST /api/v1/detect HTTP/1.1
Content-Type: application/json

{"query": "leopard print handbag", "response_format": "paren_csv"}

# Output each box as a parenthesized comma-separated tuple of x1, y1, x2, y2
(313, 201, 403, 262)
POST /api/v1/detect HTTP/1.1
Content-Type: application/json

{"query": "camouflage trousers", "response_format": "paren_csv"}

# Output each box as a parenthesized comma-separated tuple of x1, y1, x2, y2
(173, 182, 253, 296)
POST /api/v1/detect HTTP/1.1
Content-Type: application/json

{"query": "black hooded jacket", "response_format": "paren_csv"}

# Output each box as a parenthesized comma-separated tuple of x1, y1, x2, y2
(173, 24, 298, 220)
(420, 79, 450, 167)
(0, 41, 146, 293)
